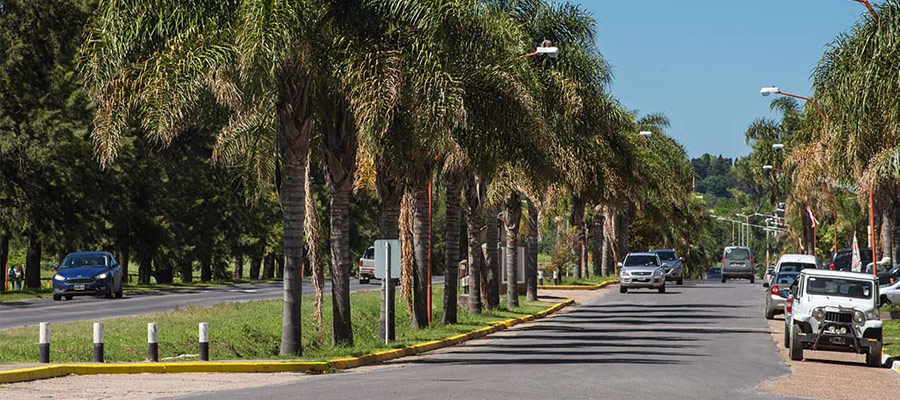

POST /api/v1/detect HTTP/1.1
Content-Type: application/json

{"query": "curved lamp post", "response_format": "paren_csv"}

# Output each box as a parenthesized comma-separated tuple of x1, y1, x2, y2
(760, 86, 827, 123)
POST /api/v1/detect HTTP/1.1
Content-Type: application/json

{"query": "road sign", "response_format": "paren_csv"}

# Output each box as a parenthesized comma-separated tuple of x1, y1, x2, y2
(374, 239, 401, 280)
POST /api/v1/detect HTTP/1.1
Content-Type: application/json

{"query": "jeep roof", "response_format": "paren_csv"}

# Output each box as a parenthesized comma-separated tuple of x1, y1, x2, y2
(799, 268, 878, 282)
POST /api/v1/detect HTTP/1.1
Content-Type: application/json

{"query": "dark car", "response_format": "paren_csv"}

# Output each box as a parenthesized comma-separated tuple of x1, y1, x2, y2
(876, 265, 900, 286)
(829, 248, 872, 272)
(707, 267, 722, 280)
(52, 251, 124, 301)
(650, 248, 684, 285)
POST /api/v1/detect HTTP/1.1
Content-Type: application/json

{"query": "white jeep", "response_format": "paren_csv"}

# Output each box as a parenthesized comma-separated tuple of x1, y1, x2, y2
(785, 269, 883, 367)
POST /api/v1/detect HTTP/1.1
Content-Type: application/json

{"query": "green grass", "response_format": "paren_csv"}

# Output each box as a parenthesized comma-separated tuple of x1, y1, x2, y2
(0, 278, 282, 303)
(555, 275, 617, 286)
(0, 284, 550, 363)
(0, 288, 53, 303)
(884, 320, 900, 357)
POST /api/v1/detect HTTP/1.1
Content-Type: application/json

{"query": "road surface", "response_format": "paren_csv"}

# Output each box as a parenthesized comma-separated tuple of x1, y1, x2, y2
(0, 277, 443, 330)
(172, 280, 801, 400)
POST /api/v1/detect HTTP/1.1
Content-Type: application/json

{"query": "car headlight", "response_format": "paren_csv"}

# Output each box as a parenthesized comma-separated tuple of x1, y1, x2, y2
(53, 274, 66, 281)
(812, 307, 826, 321)
(853, 310, 866, 324)
(95, 273, 108, 280)
(621, 270, 630, 277)
(653, 269, 663, 277)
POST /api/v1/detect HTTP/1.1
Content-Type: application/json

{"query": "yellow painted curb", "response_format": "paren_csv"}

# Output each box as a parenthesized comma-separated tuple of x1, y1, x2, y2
(538, 279, 618, 291)
(0, 299, 575, 385)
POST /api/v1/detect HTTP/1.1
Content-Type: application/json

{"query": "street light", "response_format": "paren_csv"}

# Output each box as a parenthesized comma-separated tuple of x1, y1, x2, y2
(639, 131, 652, 139)
(760, 86, 827, 122)
(772, 143, 786, 151)
(851, 0, 879, 21)
(762, 165, 773, 171)
(521, 40, 559, 58)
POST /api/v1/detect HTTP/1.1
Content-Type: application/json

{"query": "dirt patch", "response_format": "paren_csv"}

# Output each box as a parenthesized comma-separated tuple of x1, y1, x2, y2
(760, 317, 900, 400)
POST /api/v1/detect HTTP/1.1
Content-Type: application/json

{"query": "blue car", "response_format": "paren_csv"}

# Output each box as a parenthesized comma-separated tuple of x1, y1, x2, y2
(707, 267, 722, 280)
(52, 252, 124, 301)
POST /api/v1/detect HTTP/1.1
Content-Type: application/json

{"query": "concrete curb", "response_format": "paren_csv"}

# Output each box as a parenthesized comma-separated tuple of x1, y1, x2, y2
(0, 299, 575, 384)
(537, 280, 618, 291)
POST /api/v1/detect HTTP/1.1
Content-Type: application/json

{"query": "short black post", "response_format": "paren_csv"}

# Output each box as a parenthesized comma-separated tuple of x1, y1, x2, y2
(92, 322, 104, 363)
(39, 322, 50, 363)
(147, 322, 158, 362)
(199, 322, 209, 361)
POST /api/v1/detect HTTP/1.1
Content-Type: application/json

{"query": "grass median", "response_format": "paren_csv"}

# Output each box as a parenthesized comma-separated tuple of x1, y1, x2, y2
(0, 284, 551, 363)
(884, 320, 900, 357)
(552, 275, 617, 287)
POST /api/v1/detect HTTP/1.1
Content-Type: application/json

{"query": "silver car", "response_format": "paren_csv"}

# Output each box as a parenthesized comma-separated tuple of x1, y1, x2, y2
(764, 271, 798, 319)
(722, 246, 754, 283)
(618, 252, 666, 293)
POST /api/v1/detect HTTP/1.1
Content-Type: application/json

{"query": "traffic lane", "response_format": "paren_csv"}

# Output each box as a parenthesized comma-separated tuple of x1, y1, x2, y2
(175, 280, 800, 400)
(761, 316, 900, 400)
(0, 277, 442, 330)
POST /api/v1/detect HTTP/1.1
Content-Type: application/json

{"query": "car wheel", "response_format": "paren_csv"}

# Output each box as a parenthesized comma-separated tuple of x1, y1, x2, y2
(53, 294, 61, 301)
(115, 284, 124, 298)
(783, 323, 790, 349)
(750, 275, 755, 284)
(359, 278, 369, 285)
(881, 295, 891, 306)
(677, 278, 683, 285)
(789, 324, 804, 361)
(105, 285, 115, 299)
(866, 341, 883, 368)
(65, 295, 73, 301)
(658, 285, 666, 294)
(619, 286, 627, 294)
(765, 307, 775, 320)
(721, 276, 726, 283)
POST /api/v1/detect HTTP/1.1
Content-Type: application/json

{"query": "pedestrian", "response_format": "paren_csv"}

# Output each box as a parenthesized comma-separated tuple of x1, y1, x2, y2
(6, 264, 14, 291)
(14, 265, 23, 290)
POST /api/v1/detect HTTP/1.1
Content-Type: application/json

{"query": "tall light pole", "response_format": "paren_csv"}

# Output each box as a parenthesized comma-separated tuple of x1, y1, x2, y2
(761, 87, 827, 123)
(736, 214, 750, 247)
(851, 0, 879, 21)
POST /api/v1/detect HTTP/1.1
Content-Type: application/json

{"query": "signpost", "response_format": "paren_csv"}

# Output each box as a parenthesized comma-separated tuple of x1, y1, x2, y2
(375, 239, 401, 344)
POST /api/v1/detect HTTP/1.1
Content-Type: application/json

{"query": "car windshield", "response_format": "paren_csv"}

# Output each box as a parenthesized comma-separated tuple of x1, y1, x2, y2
(60, 254, 109, 269)
(624, 255, 658, 267)
(778, 262, 816, 273)
(775, 274, 798, 286)
(363, 248, 374, 259)
(806, 276, 873, 299)
(655, 251, 677, 261)
(725, 248, 750, 260)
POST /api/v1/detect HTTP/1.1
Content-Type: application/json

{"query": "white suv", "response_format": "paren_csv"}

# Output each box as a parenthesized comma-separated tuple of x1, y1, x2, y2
(785, 269, 883, 367)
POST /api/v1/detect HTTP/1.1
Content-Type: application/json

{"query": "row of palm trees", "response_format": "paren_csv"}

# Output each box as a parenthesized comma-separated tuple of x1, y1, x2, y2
(767, 0, 900, 261)
(80, 0, 696, 356)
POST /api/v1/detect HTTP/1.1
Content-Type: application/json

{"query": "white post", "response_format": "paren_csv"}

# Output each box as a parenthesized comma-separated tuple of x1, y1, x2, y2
(39, 322, 50, 363)
(199, 322, 209, 361)
(148, 322, 158, 362)
(384, 241, 392, 345)
(93, 322, 104, 363)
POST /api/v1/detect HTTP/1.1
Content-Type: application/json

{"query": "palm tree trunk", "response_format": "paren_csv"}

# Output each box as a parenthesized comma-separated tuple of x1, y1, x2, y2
(0, 234, 8, 292)
(139, 253, 152, 285)
(200, 251, 212, 282)
(377, 157, 402, 341)
(464, 174, 486, 313)
(570, 196, 585, 280)
(263, 253, 275, 280)
(233, 254, 243, 280)
(322, 100, 357, 346)
(504, 191, 522, 308)
(602, 235, 613, 276)
(441, 171, 463, 324)
(249, 254, 262, 280)
(25, 235, 41, 289)
(180, 257, 193, 283)
(526, 199, 539, 301)
(485, 206, 500, 309)
(276, 73, 313, 356)
(882, 212, 893, 265)
(592, 216, 603, 276)
(411, 181, 431, 329)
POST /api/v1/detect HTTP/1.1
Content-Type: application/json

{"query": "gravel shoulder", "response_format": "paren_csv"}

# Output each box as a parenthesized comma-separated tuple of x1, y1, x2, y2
(760, 316, 900, 400)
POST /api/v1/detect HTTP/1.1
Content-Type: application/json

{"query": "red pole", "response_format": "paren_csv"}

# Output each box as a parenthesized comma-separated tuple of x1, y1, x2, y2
(427, 179, 433, 323)
(870, 187, 877, 276)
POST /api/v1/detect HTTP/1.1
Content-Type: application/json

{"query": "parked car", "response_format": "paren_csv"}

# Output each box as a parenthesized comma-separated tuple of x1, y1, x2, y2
(618, 252, 666, 294)
(52, 251, 124, 301)
(880, 279, 900, 306)
(707, 267, 722, 280)
(358, 247, 376, 284)
(879, 265, 900, 286)
(650, 248, 684, 285)
(764, 271, 799, 319)
(773, 254, 823, 278)
(763, 266, 775, 285)
(721, 246, 754, 283)
(830, 247, 872, 271)
(785, 269, 883, 367)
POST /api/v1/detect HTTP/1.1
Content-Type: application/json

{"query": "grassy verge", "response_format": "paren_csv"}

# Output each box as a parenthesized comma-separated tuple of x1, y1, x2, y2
(884, 320, 900, 356)
(0, 288, 53, 303)
(0, 284, 550, 363)
(553, 275, 617, 286)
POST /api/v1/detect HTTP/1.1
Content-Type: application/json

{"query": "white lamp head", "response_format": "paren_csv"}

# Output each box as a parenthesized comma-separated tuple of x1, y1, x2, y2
(536, 46, 559, 58)
(772, 143, 785, 150)
(762, 165, 774, 171)
(761, 86, 779, 97)
(639, 131, 652, 139)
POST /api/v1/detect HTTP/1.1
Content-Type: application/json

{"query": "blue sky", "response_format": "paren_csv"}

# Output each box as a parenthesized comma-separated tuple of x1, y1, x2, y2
(581, 0, 864, 158)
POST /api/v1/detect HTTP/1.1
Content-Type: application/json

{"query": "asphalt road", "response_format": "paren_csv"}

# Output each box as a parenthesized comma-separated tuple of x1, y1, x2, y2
(174, 280, 802, 400)
(0, 277, 443, 330)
